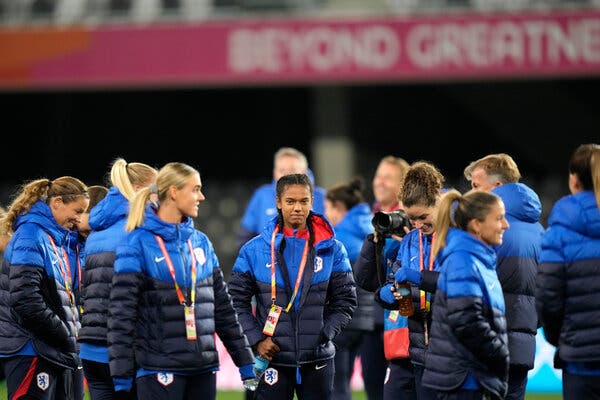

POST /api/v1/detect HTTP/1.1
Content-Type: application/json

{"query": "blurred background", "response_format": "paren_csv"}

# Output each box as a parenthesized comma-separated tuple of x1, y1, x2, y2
(1, 0, 598, 395)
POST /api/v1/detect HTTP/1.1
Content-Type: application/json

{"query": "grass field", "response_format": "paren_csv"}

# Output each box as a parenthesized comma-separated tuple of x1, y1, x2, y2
(0, 380, 563, 400)
(213, 391, 563, 400)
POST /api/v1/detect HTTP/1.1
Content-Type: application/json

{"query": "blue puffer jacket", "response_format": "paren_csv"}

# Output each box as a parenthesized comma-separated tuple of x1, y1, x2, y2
(0, 201, 81, 369)
(108, 206, 254, 379)
(228, 212, 357, 367)
(334, 203, 375, 332)
(492, 183, 544, 370)
(536, 190, 600, 365)
(422, 228, 509, 400)
(78, 187, 130, 362)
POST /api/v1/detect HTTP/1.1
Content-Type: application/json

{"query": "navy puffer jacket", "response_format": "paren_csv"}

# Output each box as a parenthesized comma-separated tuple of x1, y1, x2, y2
(422, 228, 509, 400)
(228, 212, 357, 367)
(492, 183, 543, 370)
(108, 207, 254, 379)
(536, 190, 600, 365)
(79, 187, 129, 346)
(0, 201, 80, 369)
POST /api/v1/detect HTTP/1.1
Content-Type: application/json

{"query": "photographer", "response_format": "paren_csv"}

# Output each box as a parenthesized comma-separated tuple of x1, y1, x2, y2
(375, 161, 446, 400)
(354, 156, 416, 400)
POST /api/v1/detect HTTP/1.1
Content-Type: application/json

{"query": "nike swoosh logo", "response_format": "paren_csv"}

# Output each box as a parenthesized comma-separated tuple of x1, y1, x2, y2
(315, 364, 327, 370)
(266, 263, 272, 268)
(410, 256, 417, 262)
(51, 258, 59, 265)
(155, 256, 165, 263)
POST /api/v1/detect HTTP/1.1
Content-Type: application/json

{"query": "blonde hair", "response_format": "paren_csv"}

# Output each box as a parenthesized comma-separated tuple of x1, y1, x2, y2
(109, 158, 157, 201)
(0, 176, 88, 236)
(126, 162, 199, 231)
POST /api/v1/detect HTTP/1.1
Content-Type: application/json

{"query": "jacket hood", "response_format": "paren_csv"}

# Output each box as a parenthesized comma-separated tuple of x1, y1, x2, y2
(549, 190, 600, 239)
(14, 200, 78, 247)
(493, 182, 541, 224)
(88, 186, 129, 231)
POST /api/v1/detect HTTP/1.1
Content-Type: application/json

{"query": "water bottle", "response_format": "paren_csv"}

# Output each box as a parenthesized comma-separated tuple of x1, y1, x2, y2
(242, 355, 269, 391)
(396, 282, 414, 317)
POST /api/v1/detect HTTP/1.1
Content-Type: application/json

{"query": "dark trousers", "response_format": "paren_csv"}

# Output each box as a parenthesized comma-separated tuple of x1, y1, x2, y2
(563, 370, 600, 400)
(413, 364, 438, 400)
(359, 326, 387, 400)
(136, 370, 216, 400)
(333, 329, 363, 400)
(82, 359, 137, 400)
(5, 355, 63, 400)
(254, 358, 335, 400)
(383, 357, 416, 400)
(505, 365, 528, 400)
(432, 389, 492, 400)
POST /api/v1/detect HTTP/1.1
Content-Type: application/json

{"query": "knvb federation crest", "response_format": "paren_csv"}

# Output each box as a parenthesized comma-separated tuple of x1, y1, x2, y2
(264, 367, 278, 386)
(36, 372, 50, 391)
(194, 248, 206, 265)
(313, 256, 323, 273)
(157, 372, 174, 386)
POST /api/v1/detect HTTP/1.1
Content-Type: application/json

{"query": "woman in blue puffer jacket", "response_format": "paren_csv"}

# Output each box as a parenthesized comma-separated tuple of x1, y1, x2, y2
(107, 162, 255, 400)
(422, 189, 510, 400)
(536, 143, 600, 400)
(0, 176, 89, 399)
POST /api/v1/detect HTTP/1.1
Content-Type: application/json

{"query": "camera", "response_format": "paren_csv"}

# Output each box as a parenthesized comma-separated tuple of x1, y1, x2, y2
(371, 210, 411, 238)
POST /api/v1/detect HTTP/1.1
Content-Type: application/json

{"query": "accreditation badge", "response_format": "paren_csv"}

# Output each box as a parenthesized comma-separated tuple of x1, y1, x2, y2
(387, 310, 399, 322)
(262, 304, 282, 336)
(184, 305, 197, 341)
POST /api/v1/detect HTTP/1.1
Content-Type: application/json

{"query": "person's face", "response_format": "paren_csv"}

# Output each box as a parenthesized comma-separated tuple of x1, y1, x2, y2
(274, 155, 305, 181)
(173, 173, 204, 218)
(470, 167, 499, 192)
(276, 184, 312, 230)
(324, 199, 344, 226)
(472, 200, 509, 246)
(404, 204, 436, 235)
(78, 213, 92, 238)
(50, 196, 90, 230)
(372, 162, 402, 209)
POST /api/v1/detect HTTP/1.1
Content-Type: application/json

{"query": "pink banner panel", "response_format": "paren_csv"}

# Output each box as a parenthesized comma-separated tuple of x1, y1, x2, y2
(1, 8, 600, 88)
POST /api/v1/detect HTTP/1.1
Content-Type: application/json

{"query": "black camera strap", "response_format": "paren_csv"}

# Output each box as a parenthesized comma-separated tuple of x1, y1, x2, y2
(374, 237, 386, 286)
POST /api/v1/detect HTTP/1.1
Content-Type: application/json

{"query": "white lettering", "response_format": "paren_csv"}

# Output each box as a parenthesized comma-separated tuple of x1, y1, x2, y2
(523, 21, 545, 64)
(229, 18, 600, 75)
(493, 22, 524, 65)
(580, 19, 600, 62)
(406, 18, 600, 69)
(227, 26, 400, 73)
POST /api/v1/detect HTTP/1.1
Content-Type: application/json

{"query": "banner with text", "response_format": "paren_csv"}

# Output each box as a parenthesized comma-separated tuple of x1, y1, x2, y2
(1, 9, 600, 88)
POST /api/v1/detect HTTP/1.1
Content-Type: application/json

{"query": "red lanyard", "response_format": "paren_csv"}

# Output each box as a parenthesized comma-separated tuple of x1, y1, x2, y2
(418, 231, 435, 310)
(47, 234, 74, 303)
(155, 236, 197, 306)
(270, 226, 309, 313)
(46, 233, 78, 335)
